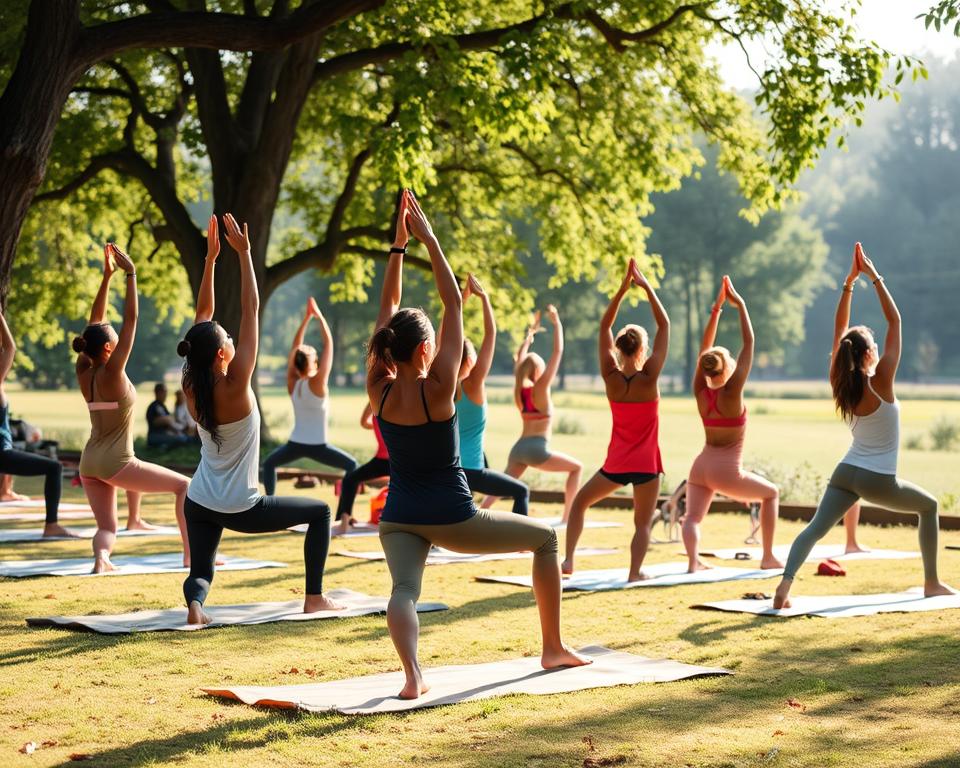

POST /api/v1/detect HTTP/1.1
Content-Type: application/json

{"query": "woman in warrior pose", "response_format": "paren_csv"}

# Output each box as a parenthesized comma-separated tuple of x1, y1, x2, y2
(562, 258, 669, 580)
(261, 298, 357, 495)
(75, 244, 189, 572)
(179, 215, 341, 624)
(774, 244, 953, 608)
(371, 190, 588, 699)
(683, 276, 782, 573)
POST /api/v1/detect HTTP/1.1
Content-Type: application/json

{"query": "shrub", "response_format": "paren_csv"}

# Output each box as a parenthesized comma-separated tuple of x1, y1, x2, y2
(554, 416, 585, 435)
(904, 434, 925, 451)
(929, 417, 960, 451)
(747, 459, 826, 505)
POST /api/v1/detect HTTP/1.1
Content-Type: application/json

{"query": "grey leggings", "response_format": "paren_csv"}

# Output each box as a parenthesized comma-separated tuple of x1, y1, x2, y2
(379, 509, 557, 623)
(783, 462, 940, 581)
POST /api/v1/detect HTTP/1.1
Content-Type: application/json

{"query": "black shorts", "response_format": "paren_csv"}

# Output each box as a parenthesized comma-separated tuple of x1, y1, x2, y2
(599, 470, 660, 487)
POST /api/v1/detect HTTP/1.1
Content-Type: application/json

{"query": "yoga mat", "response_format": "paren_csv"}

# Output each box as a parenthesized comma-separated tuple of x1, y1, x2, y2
(695, 544, 919, 562)
(479, 562, 783, 591)
(0, 553, 285, 578)
(694, 588, 960, 618)
(0, 500, 91, 511)
(287, 523, 380, 538)
(538, 517, 621, 530)
(337, 547, 617, 566)
(0, 510, 92, 522)
(26, 589, 447, 634)
(202, 644, 730, 714)
(0, 526, 181, 543)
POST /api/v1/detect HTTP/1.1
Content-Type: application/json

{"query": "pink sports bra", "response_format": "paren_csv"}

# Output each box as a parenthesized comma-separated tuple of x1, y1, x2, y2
(520, 386, 550, 420)
(700, 387, 747, 428)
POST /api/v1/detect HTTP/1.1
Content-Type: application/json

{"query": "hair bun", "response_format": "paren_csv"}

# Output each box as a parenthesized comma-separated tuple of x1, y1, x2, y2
(71, 336, 87, 353)
(176, 340, 191, 357)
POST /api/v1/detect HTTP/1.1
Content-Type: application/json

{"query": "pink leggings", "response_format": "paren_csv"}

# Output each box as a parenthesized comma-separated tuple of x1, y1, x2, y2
(81, 459, 189, 559)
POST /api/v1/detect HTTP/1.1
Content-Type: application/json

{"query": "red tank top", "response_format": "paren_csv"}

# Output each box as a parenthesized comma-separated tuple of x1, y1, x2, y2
(700, 387, 747, 428)
(602, 398, 663, 474)
(372, 416, 389, 459)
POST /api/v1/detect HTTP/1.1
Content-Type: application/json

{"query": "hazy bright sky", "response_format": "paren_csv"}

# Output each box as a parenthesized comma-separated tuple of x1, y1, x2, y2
(713, 0, 960, 88)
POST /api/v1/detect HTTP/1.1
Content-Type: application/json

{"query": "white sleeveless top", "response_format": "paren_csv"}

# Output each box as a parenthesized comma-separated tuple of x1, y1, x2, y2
(841, 378, 899, 476)
(289, 379, 328, 445)
(188, 406, 262, 513)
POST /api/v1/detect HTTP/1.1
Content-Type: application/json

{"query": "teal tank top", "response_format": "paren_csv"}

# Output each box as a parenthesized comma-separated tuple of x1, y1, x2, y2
(455, 391, 486, 471)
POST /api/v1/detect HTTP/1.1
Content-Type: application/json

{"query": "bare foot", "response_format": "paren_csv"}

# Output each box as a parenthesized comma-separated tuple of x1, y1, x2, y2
(42, 523, 80, 539)
(92, 550, 118, 574)
(126, 519, 159, 531)
(687, 558, 713, 573)
(772, 579, 792, 609)
(560, 558, 574, 576)
(626, 571, 650, 583)
(1, 491, 30, 502)
(844, 544, 870, 554)
(186, 601, 212, 626)
(333, 517, 351, 536)
(760, 555, 785, 570)
(398, 675, 430, 700)
(303, 594, 346, 613)
(541, 644, 593, 669)
(924, 581, 956, 598)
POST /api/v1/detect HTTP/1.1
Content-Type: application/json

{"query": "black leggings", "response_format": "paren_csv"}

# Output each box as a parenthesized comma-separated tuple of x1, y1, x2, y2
(336, 457, 390, 520)
(261, 441, 358, 495)
(463, 467, 529, 515)
(0, 448, 61, 524)
(183, 495, 332, 606)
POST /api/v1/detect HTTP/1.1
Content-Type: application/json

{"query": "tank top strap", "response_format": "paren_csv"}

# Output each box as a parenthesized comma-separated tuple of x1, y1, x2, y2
(378, 381, 394, 417)
(420, 379, 432, 423)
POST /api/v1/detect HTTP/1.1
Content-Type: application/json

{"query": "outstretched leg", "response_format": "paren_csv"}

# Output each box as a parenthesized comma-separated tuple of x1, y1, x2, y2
(536, 452, 583, 522)
(480, 461, 527, 509)
(628, 478, 661, 581)
(261, 442, 301, 496)
(561, 471, 619, 575)
(463, 467, 530, 516)
(682, 482, 714, 573)
(843, 501, 868, 553)
(335, 456, 390, 532)
(715, 470, 782, 569)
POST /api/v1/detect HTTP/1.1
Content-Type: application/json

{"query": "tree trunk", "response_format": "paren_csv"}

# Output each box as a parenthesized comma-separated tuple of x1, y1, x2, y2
(0, 1, 85, 307)
(683, 280, 693, 391)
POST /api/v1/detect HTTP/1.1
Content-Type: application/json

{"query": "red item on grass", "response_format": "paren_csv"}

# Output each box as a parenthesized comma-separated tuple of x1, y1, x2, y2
(816, 559, 846, 576)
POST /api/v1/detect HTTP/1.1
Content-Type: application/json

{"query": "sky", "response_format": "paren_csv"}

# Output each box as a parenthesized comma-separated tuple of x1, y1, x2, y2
(713, 0, 960, 89)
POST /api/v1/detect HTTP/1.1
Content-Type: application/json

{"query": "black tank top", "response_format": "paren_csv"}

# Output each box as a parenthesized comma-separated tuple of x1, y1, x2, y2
(376, 380, 475, 525)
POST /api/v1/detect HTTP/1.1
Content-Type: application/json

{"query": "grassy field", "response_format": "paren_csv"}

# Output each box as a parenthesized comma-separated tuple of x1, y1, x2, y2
(2, 478, 960, 767)
(8, 384, 960, 506)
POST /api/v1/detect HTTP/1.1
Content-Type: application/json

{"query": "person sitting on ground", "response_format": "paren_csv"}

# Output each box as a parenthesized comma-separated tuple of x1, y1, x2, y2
(173, 389, 197, 437)
(146, 383, 193, 448)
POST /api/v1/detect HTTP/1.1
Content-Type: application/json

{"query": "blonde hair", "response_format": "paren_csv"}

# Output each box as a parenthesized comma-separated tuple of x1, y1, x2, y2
(700, 346, 732, 384)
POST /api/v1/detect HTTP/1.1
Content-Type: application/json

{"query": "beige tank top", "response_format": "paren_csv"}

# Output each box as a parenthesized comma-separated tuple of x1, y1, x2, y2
(79, 367, 136, 479)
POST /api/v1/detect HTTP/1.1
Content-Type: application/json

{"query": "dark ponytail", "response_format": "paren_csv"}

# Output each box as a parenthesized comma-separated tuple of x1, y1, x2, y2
(178, 321, 228, 448)
(293, 346, 316, 375)
(367, 308, 433, 367)
(73, 323, 116, 359)
(830, 327, 871, 421)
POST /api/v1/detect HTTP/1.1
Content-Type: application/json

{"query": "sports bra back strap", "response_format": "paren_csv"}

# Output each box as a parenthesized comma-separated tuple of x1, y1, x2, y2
(622, 371, 638, 394)
(377, 381, 394, 417)
(704, 387, 720, 414)
(420, 380, 432, 422)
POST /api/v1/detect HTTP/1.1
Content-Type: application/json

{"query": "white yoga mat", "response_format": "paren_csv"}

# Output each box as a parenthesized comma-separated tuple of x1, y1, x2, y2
(0, 510, 92, 522)
(694, 588, 960, 618)
(478, 562, 783, 591)
(0, 500, 91, 511)
(0, 553, 285, 578)
(337, 547, 617, 566)
(26, 589, 447, 634)
(696, 544, 919, 562)
(202, 644, 730, 714)
(538, 517, 621, 530)
(0, 526, 181, 543)
(287, 523, 380, 538)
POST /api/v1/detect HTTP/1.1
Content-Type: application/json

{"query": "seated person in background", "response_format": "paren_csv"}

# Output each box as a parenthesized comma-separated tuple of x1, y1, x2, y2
(146, 383, 193, 448)
(172, 389, 197, 438)
(1, 419, 51, 502)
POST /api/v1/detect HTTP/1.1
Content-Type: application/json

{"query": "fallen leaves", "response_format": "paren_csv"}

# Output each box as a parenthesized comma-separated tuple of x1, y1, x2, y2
(786, 698, 806, 712)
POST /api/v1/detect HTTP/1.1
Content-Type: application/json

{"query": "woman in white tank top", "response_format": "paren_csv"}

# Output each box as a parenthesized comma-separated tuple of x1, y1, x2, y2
(774, 243, 953, 608)
(261, 298, 358, 495)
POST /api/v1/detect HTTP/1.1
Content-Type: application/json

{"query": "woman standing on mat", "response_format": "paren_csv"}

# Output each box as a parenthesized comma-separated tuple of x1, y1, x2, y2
(774, 244, 953, 608)
(75, 244, 190, 572)
(334, 402, 389, 535)
(371, 190, 588, 699)
(458, 274, 530, 515)
(0, 312, 69, 538)
(179, 215, 342, 624)
(481, 306, 581, 521)
(682, 276, 782, 573)
(261, 298, 358, 495)
(562, 258, 669, 579)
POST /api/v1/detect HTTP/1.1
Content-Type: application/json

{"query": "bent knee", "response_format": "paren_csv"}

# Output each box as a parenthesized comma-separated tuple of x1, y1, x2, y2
(390, 582, 422, 604)
(534, 526, 559, 557)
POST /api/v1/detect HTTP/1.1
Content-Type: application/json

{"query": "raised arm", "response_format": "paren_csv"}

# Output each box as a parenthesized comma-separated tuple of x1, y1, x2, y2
(539, 305, 564, 388)
(222, 214, 259, 386)
(694, 281, 727, 393)
(599, 261, 634, 379)
(360, 402, 374, 430)
(88, 244, 116, 325)
(833, 244, 860, 354)
(465, 275, 496, 384)
(313, 303, 334, 388)
(515, 315, 538, 366)
(724, 277, 754, 391)
(195, 215, 220, 324)
(286, 300, 314, 389)
(0, 311, 16, 384)
(634, 264, 670, 378)
(375, 192, 409, 331)
(104, 245, 138, 374)
(406, 193, 462, 392)
(860, 247, 901, 385)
